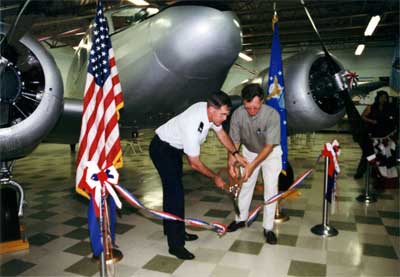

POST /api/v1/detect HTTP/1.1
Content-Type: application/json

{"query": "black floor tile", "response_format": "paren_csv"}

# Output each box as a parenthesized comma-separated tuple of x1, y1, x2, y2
(287, 260, 326, 276)
(142, 254, 183, 274)
(355, 215, 383, 225)
(115, 222, 135, 234)
(281, 208, 305, 217)
(204, 209, 231, 218)
(330, 220, 357, 231)
(29, 232, 59, 246)
(29, 210, 58, 220)
(63, 216, 88, 227)
(64, 241, 93, 256)
(30, 202, 58, 210)
(277, 234, 298, 247)
(378, 211, 400, 219)
(0, 259, 36, 276)
(200, 196, 222, 202)
(362, 243, 398, 260)
(63, 228, 89, 240)
(229, 240, 263, 255)
(385, 226, 400, 236)
(64, 257, 99, 276)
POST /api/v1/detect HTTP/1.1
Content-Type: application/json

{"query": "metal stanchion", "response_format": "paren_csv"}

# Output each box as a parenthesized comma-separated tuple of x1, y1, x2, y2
(311, 156, 338, 237)
(356, 163, 377, 203)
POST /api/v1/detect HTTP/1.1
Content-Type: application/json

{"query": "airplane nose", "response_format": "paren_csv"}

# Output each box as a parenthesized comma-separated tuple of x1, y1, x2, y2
(151, 6, 242, 79)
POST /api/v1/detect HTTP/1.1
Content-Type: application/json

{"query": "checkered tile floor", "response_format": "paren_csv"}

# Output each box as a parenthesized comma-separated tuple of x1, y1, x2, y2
(0, 131, 399, 276)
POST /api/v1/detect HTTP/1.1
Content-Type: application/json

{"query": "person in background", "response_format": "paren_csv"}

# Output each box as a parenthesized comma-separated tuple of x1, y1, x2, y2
(149, 91, 248, 260)
(226, 83, 282, 244)
(354, 90, 396, 179)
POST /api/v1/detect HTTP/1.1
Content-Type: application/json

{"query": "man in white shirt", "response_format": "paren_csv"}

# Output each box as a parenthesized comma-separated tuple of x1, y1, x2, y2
(149, 91, 247, 260)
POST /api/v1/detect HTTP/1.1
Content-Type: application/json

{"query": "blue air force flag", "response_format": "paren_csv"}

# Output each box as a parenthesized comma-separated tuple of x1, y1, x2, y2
(265, 15, 288, 172)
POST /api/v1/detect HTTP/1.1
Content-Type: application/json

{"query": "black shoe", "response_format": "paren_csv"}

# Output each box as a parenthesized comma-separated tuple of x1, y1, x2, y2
(227, 221, 246, 232)
(168, 246, 195, 260)
(185, 232, 198, 241)
(264, 230, 277, 245)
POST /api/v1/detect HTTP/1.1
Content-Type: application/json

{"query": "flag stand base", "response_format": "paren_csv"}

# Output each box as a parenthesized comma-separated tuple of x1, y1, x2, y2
(274, 212, 289, 223)
(93, 248, 123, 264)
(311, 224, 338, 237)
(274, 201, 289, 223)
(356, 194, 377, 204)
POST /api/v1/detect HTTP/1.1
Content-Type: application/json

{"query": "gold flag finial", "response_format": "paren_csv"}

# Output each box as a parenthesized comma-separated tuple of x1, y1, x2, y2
(272, 2, 278, 30)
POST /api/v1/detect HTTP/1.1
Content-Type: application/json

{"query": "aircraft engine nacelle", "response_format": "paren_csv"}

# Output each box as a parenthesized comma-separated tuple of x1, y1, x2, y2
(0, 23, 64, 161)
(279, 49, 345, 134)
(232, 49, 346, 134)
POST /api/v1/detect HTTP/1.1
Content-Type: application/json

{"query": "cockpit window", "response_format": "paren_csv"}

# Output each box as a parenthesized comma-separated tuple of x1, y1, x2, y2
(109, 7, 159, 33)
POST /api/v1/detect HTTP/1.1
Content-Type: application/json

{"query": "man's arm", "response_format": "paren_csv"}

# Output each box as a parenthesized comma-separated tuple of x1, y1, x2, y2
(228, 143, 241, 178)
(243, 144, 274, 181)
(216, 129, 248, 167)
(186, 155, 225, 189)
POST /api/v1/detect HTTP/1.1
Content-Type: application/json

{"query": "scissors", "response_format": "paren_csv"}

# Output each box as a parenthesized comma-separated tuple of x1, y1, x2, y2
(218, 167, 244, 216)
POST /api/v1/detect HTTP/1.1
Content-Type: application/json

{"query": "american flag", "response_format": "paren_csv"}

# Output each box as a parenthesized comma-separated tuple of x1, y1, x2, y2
(76, 0, 124, 197)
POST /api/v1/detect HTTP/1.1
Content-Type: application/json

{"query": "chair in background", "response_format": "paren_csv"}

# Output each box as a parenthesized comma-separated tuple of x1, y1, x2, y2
(124, 127, 142, 154)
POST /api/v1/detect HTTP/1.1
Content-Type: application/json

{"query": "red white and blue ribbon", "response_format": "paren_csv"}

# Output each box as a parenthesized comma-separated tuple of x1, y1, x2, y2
(246, 168, 314, 226)
(113, 184, 227, 235)
(84, 163, 227, 235)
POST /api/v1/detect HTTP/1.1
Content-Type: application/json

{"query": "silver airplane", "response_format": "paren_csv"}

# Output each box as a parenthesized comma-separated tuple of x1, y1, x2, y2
(0, 2, 391, 241)
(0, 9, 363, 163)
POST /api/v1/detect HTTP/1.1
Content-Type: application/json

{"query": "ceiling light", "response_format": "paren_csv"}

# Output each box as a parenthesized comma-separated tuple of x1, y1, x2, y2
(355, 44, 365, 55)
(128, 0, 149, 6)
(239, 52, 253, 62)
(364, 15, 380, 36)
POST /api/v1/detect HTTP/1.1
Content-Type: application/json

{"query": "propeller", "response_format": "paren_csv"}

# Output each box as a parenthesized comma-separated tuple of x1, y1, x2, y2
(0, 0, 45, 128)
(0, 0, 32, 53)
(300, 0, 369, 145)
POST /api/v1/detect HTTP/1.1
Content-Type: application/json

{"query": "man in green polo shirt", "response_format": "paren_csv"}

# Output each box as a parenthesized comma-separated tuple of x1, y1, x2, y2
(227, 83, 282, 244)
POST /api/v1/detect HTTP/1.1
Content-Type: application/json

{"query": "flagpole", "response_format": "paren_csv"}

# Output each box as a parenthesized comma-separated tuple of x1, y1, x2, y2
(99, 186, 107, 277)
(268, 2, 290, 223)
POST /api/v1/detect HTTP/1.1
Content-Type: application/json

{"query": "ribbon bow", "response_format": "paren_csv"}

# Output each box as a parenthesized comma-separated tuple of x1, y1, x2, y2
(344, 70, 359, 89)
(85, 161, 122, 217)
(321, 140, 340, 177)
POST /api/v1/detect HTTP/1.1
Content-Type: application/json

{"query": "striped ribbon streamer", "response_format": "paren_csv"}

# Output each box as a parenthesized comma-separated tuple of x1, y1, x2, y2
(246, 141, 341, 226)
(247, 168, 314, 226)
(113, 183, 227, 235)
